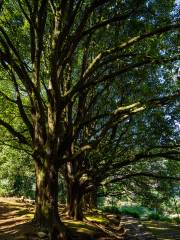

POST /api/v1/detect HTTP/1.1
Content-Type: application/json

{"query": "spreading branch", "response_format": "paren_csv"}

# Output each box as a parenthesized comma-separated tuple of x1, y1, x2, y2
(105, 172, 180, 184)
(0, 119, 28, 144)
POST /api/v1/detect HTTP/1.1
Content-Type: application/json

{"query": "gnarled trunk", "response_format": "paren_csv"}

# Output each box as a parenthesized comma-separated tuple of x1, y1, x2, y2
(67, 181, 83, 221)
(34, 158, 71, 239)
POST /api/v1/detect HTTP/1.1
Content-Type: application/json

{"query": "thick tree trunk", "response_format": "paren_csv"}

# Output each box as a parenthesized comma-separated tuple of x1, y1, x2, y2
(67, 181, 83, 221)
(34, 160, 59, 227)
(34, 159, 71, 239)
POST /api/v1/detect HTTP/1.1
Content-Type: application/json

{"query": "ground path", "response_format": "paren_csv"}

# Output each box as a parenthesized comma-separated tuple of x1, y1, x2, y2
(0, 197, 179, 240)
(0, 197, 36, 240)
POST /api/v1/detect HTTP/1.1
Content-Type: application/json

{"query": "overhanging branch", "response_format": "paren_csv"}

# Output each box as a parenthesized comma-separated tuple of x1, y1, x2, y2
(0, 119, 28, 144)
(82, 22, 180, 79)
(106, 172, 180, 184)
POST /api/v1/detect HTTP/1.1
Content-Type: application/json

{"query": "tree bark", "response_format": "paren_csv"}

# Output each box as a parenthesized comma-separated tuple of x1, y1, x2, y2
(34, 159, 71, 240)
(67, 181, 83, 221)
(85, 189, 97, 210)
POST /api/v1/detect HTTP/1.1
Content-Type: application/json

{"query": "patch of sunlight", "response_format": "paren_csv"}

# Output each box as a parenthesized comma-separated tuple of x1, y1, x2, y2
(158, 238, 174, 240)
(63, 220, 88, 229)
(143, 220, 180, 240)
(63, 219, 98, 233)
(86, 215, 108, 223)
(5, 204, 24, 210)
(26, 213, 34, 219)
(4, 201, 26, 207)
(92, 208, 103, 213)
(148, 226, 168, 230)
(76, 227, 94, 234)
(63, 220, 85, 225)
(16, 209, 30, 216)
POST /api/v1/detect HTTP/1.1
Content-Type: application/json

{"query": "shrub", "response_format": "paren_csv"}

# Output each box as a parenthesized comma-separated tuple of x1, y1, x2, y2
(120, 208, 140, 218)
(102, 206, 141, 218)
(103, 206, 121, 214)
(148, 212, 161, 220)
(147, 212, 172, 222)
(173, 217, 180, 224)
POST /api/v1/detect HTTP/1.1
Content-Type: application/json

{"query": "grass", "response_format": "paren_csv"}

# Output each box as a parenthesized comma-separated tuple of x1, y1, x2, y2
(63, 219, 100, 234)
(85, 215, 108, 223)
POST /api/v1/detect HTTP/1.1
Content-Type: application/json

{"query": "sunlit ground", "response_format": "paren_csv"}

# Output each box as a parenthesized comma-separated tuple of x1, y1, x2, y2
(142, 220, 180, 240)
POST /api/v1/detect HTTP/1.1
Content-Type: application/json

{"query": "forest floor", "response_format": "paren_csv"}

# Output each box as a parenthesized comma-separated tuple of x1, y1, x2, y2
(0, 197, 179, 240)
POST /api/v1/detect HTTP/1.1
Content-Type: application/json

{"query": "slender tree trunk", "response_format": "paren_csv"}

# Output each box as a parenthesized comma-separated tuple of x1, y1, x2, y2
(34, 158, 71, 239)
(85, 189, 97, 209)
(67, 181, 83, 221)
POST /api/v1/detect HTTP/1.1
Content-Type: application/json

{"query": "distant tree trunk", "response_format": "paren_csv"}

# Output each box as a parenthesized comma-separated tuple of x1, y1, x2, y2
(85, 188, 97, 209)
(67, 181, 84, 221)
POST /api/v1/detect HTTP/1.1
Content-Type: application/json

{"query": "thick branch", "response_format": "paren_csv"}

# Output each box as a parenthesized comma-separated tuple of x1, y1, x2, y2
(66, 54, 179, 101)
(73, 92, 179, 154)
(82, 22, 180, 79)
(112, 151, 180, 171)
(0, 90, 17, 104)
(0, 119, 28, 144)
(11, 71, 33, 138)
(106, 172, 180, 184)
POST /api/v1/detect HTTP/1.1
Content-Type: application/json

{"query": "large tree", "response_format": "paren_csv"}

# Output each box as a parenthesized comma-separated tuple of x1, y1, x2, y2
(0, 0, 179, 238)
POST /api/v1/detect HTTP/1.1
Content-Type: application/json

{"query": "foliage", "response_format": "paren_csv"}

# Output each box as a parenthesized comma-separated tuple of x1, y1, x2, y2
(102, 205, 142, 218)
(0, 145, 35, 198)
(101, 204, 180, 223)
(173, 217, 180, 224)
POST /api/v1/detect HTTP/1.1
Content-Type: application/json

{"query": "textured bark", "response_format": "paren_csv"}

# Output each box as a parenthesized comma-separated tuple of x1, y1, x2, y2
(85, 189, 97, 209)
(34, 159, 71, 240)
(67, 181, 83, 221)
(34, 160, 59, 227)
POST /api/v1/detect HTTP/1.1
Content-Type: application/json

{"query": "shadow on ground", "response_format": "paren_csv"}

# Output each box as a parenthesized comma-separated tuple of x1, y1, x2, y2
(0, 201, 36, 240)
(0, 199, 108, 240)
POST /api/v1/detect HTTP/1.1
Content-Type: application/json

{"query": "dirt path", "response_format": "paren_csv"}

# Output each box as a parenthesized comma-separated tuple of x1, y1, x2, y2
(0, 197, 108, 240)
(119, 215, 156, 240)
(0, 197, 36, 240)
(142, 220, 180, 240)
(0, 197, 179, 240)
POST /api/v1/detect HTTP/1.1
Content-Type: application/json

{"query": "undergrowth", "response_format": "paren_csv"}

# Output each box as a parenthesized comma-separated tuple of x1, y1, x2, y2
(102, 205, 180, 223)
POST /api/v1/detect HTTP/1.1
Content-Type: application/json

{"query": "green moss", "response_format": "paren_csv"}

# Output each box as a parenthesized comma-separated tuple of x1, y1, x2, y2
(63, 219, 99, 234)
(85, 215, 108, 223)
